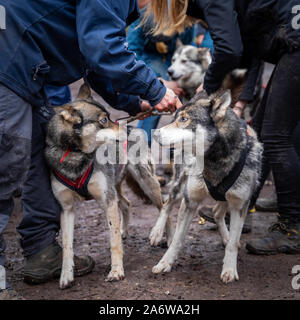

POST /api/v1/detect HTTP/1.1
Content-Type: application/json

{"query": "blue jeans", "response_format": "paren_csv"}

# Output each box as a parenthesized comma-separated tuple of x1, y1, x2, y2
(0, 84, 70, 258)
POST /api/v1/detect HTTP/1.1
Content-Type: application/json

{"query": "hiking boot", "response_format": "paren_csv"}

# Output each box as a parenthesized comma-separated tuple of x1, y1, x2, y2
(198, 206, 253, 234)
(23, 242, 95, 284)
(255, 192, 278, 212)
(246, 221, 300, 255)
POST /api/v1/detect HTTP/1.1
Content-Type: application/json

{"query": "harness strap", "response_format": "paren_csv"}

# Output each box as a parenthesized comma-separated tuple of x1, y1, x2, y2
(204, 121, 250, 202)
(53, 162, 94, 200)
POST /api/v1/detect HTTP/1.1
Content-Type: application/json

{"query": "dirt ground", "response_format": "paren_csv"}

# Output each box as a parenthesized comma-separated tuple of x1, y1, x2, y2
(3, 78, 300, 300)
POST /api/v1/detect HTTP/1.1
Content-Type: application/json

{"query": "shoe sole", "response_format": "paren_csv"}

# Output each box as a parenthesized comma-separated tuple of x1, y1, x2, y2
(255, 205, 278, 213)
(23, 256, 95, 285)
(246, 243, 300, 255)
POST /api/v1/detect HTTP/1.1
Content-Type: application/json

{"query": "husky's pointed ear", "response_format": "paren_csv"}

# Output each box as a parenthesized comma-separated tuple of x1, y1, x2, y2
(77, 83, 92, 100)
(198, 48, 210, 69)
(211, 90, 231, 123)
(60, 106, 82, 125)
(198, 47, 209, 58)
(176, 38, 183, 49)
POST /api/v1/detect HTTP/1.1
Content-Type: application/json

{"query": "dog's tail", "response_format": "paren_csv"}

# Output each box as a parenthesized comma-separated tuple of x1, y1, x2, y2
(125, 164, 164, 210)
(125, 171, 150, 202)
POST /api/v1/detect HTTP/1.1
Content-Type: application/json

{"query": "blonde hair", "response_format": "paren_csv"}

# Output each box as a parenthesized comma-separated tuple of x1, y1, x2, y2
(145, 0, 198, 35)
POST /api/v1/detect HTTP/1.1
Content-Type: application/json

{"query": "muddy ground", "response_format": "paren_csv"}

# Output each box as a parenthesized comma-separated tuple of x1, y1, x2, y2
(3, 79, 300, 300)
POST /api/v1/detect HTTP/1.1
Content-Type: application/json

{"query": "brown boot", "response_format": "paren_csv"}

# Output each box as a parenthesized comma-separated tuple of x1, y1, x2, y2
(23, 242, 95, 284)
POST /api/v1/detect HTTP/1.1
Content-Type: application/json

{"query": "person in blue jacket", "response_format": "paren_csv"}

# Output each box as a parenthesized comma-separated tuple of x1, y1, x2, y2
(0, 0, 181, 292)
(127, 0, 194, 145)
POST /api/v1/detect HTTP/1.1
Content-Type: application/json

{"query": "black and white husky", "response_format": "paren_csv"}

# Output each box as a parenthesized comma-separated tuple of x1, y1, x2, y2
(152, 90, 263, 283)
(168, 45, 212, 100)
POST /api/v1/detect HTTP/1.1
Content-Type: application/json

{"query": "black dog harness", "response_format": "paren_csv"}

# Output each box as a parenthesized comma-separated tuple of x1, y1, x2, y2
(204, 121, 251, 202)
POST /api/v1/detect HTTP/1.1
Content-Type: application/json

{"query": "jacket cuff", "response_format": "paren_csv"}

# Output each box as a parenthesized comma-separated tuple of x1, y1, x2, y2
(143, 79, 166, 107)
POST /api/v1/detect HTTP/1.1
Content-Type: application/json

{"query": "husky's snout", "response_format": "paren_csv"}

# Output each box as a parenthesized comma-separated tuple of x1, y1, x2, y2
(167, 67, 182, 81)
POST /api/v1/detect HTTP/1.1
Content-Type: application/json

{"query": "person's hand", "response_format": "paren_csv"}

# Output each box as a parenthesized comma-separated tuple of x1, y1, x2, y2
(154, 88, 182, 113)
(137, 101, 152, 120)
(160, 79, 186, 97)
(196, 83, 204, 94)
(196, 34, 205, 47)
(233, 100, 247, 118)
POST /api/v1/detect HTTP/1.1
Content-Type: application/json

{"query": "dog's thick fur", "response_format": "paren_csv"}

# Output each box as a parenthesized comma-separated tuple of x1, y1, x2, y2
(45, 84, 164, 289)
(168, 45, 261, 120)
(151, 90, 263, 283)
(168, 45, 212, 100)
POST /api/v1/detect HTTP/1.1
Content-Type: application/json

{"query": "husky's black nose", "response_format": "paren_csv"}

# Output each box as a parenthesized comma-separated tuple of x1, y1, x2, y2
(168, 68, 174, 77)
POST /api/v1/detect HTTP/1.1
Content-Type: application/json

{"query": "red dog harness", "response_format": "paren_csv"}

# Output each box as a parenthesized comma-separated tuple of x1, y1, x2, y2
(53, 152, 95, 200)
(53, 140, 128, 200)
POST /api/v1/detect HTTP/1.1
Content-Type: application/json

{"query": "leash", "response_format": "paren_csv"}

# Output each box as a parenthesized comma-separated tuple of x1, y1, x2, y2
(116, 109, 172, 124)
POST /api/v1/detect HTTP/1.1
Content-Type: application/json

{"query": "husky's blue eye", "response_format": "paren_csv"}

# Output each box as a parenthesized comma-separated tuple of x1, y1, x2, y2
(100, 118, 107, 124)
(180, 117, 188, 122)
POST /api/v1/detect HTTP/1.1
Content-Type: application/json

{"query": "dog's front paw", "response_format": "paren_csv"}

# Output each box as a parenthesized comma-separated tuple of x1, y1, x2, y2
(220, 267, 239, 284)
(149, 225, 164, 247)
(59, 270, 75, 290)
(152, 260, 172, 274)
(105, 266, 125, 282)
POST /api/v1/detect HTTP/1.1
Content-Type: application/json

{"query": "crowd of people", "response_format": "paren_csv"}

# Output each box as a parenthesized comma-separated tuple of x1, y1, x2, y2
(0, 0, 300, 299)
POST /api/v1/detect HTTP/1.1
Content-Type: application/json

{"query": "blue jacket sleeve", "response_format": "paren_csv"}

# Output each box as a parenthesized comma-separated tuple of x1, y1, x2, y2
(187, 0, 243, 95)
(86, 72, 141, 116)
(76, 0, 166, 107)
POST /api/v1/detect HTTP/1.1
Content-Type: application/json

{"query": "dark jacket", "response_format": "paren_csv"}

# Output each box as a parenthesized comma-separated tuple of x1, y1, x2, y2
(187, 0, 300, 95)
(0, 0, 166, 115)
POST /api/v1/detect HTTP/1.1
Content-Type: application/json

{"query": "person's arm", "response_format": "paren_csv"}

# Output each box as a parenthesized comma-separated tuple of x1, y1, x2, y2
(239, 59, 263, 102)
(232, 59, 263, 118)
(187, 0, 243, 95)
(76, 0, 166, 107)
(86, 72, 142, 116)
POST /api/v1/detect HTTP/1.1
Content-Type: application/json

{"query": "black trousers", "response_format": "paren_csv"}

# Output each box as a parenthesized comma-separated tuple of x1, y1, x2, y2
(251, 50, 300, 223)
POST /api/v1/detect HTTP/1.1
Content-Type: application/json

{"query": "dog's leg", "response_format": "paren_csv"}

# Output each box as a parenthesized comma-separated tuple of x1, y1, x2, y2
(150, 168, 187, 247)
(150, 197, 177, 247)
(119, 194, 130, 240)
(88, 173, 124, 281)
(213, 202, 230, 246)
(152, 199, 196, 273)
(220, 200, 249, 284)
(165, 216, 175, 248)
(105, 197, 125, 282)
(60, 207, 75, 289)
